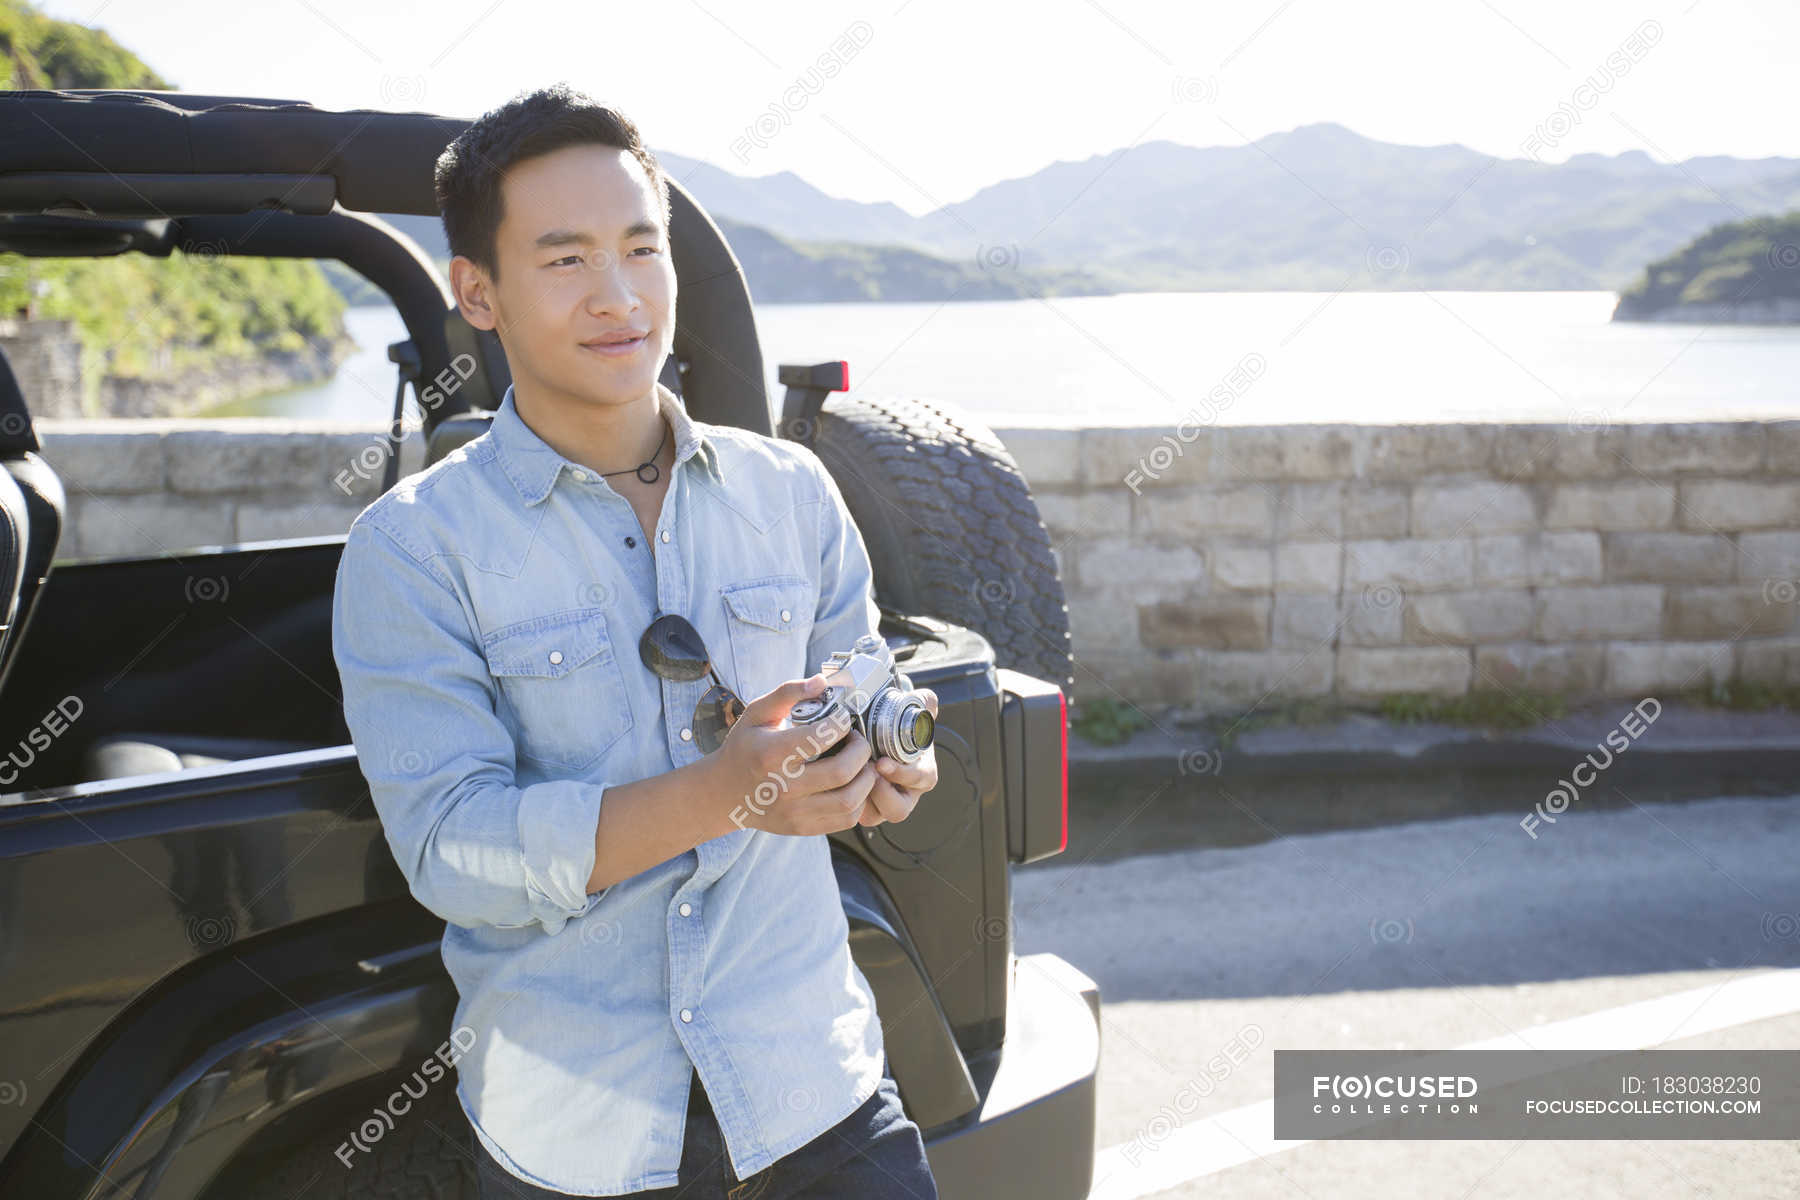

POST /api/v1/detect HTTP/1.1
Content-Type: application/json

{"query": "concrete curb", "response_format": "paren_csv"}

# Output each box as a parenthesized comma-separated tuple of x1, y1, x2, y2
(1054, 701, 1800, 861)
(1070, 701, 1800, 776)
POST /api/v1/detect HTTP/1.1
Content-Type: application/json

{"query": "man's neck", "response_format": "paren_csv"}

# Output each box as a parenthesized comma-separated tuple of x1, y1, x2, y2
(513, 380, 668, 479)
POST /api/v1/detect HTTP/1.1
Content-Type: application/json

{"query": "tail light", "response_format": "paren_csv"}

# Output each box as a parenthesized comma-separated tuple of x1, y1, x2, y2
(997, 668, 1068, 863)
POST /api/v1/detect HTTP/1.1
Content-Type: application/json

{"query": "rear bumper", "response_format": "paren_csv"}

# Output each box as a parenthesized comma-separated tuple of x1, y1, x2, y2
(921, 952, 1100, 1200)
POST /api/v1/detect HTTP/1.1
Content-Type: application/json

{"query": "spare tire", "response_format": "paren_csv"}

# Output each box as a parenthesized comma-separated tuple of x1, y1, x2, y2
(809, 392, 1074, 700)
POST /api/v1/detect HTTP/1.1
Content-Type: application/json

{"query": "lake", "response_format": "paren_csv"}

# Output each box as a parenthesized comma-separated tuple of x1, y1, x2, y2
(202, 292, 1800, 428)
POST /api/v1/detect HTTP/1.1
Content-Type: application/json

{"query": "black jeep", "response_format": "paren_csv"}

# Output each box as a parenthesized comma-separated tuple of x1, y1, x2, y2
(0, 90, 1096, 1199)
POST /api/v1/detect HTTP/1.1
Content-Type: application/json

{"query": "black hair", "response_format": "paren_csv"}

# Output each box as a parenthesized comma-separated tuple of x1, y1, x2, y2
(434, 82, 671, 285)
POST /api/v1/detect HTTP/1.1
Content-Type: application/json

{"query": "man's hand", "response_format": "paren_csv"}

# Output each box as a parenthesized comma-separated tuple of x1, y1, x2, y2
(857, 687, 938, 827)
(713, 673, 881, 836)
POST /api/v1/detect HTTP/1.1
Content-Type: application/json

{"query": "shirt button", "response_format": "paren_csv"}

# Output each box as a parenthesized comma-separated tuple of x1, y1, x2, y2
(680, 727, 692, 742)
(571, 469, 588, 482)
(780, 609, 791, 622)
(679, 1008, 693, 1023)
(679, 902, 692, 916)
(660, 530, 671, 543)
(548, 650, 563, 665)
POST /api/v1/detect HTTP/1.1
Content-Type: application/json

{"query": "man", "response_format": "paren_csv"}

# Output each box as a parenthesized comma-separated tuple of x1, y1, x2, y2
(331, 83, 940, 1199)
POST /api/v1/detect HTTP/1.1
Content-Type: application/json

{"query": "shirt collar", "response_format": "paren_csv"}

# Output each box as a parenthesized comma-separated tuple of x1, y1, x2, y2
(490, 379, 725, 507)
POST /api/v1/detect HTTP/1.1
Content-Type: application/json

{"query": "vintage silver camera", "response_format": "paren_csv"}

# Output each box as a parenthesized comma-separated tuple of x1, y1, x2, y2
(788, 634, 935, 765)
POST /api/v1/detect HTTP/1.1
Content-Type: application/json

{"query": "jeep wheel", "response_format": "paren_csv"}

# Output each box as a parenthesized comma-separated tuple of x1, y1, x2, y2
(810, 391, 1075, 700)
(238, 1083, 476, 1200)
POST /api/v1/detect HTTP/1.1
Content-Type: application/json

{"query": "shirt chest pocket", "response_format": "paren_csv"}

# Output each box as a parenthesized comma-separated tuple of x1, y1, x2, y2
(482, 607, 635, 774)
(720, 575, 817, 699)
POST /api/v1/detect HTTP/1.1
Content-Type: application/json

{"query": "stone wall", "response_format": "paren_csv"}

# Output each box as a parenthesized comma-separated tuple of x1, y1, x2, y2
(28, 416, 1800, 717)
(34, 418, 425, 556)
(993, 419, 1800, 715)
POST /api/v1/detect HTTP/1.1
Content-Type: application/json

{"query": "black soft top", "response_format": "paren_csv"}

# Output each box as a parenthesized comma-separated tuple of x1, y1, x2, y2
(0, 89, 461, 215)
(0, 89, 773, 436)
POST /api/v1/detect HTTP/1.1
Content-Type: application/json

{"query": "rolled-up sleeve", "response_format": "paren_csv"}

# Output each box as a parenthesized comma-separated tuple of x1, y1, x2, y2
(803, 450, 883, 670)
(331, 513, 609, 936)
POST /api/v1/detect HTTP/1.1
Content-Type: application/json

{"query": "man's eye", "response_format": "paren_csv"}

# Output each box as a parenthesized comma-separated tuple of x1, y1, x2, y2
(631, 245, 662, 257)
(549, 255, 582, 268)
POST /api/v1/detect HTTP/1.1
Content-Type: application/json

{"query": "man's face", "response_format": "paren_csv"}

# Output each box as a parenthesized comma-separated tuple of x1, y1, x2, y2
(459, 143, 676, 412)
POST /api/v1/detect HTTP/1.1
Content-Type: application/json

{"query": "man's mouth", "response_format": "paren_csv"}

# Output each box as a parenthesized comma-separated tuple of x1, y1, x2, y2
(581, 331, 649, 357)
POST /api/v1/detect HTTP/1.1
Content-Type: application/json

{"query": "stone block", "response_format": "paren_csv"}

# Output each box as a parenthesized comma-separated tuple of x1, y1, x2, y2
(1489, 425, 1618, 480)
(1544, 483, 1674, 531)
(1343, 538, 1474, 591)
(1474, 533, 1602, 587)
(1405, 591, 1534, 644)
(1070, 648, 1198, 708)
(1473, 644, 1605, 694)
(1140, 485, 1273, 539)
(166, 428, 328, 494)
(1342, 486, 1409, 537)
(1766, 422, 1800, 473)
(1086, 426, 1211, 489)
(236, 497, 361, 542)
(1680, 481, 1800, 531)
(1336, 646, 1471, 696)
(1193, 648, 1334, 712)
(1273, 482, 1345, 540)
(1211, 543, 1273, 591)
(36, 428, 166, 493)
(1604, 641, 1731, 695)
(1033, 490, 1133, 542)
(1735, 639, 1800, 687)
(1072, 540, 1206, 593)
(321, 429, 422, 502)
(1140, 596, 1270, 651)
(1275, 541, 1341, 592)
(1272, 593, 1341, 650)
(1535, 586, 1664, 640)
(994, 425, 1081, 487)
(1603, 532, 1736, 583)
(1341, 588, 1404, 645)
(1214, 426, 1356, 481)
(1623, 423, 1764, 475)
(1358, 425, 1494, 479)
(1665, 586, 1793, 639)
(70, 493, 234, 557)
(1738, 532, 1800, 583)
(1410, 483, 1537, 538)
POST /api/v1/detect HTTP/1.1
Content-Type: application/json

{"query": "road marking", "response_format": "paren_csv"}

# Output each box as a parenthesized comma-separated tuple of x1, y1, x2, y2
(1087, 967, 1800, 1200)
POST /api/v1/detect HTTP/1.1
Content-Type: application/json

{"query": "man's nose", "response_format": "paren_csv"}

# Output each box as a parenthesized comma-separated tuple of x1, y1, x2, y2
(583, 250, 637, 313)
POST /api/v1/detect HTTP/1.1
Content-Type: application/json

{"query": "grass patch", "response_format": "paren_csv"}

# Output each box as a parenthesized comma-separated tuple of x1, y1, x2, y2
(1214, 697, 1346, 749)
(1069, 696, 1152, 745)
(1376, 689, 1568, 729)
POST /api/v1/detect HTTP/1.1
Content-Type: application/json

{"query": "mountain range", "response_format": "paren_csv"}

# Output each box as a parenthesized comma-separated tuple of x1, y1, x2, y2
(379, 123, 1800, 304)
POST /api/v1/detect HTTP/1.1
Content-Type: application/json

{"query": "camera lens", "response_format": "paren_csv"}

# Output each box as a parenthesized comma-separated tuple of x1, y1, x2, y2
(868, 691, 934, 762)
(910, 708, 934, 749)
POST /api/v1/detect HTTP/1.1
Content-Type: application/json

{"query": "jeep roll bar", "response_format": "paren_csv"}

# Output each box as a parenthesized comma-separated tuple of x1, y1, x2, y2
(0, 89, 774, 443)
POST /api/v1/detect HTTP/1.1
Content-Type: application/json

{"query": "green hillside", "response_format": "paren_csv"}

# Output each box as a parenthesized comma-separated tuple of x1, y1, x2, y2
(1, 0, 170, 89)
(715, 217, 1122, 304)
(0, 0, 352, 411)
(1613, 211, 1800, 320)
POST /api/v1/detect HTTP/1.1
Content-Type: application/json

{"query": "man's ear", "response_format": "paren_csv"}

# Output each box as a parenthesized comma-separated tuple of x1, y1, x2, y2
(449, 255, 498, 333)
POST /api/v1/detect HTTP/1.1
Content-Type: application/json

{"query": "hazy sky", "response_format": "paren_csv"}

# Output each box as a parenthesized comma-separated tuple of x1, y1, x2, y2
(36, 0, 1800, 216)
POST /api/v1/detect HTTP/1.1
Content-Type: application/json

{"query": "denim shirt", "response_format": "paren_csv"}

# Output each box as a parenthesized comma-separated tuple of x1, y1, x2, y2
(330, 380, 888, 1195)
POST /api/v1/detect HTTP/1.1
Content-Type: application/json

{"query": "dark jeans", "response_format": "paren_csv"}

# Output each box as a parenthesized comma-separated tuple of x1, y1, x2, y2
(474, 1057, 938, 1200)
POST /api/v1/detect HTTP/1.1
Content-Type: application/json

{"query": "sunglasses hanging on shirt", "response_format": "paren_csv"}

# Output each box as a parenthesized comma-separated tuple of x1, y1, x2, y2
(638, 612, 745, 754)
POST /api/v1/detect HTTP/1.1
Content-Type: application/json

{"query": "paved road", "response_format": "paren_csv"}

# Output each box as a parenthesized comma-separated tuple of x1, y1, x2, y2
(1012, 792, 1800, 1199)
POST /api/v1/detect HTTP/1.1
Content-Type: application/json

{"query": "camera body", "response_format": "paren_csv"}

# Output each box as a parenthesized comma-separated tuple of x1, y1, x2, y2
(788, 634, 936, 765)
